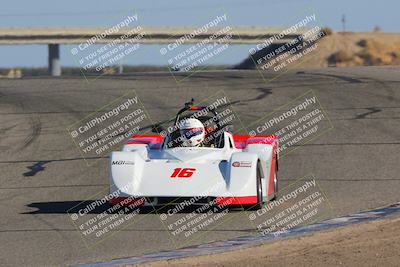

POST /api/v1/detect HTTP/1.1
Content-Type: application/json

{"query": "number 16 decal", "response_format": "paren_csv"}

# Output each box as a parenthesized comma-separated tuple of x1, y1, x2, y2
(170, 168, 196, 178)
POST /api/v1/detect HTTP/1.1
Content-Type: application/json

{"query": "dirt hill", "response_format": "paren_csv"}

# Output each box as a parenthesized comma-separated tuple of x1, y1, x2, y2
(236, 32, 400, 70)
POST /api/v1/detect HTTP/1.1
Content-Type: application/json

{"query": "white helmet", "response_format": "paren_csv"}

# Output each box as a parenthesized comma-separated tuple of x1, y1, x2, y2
(179, 118, 205, 147)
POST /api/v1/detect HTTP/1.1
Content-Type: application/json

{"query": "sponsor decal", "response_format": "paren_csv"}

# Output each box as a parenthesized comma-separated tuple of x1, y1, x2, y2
(111, 160, 135, 165)
(232, 161, 252, 167)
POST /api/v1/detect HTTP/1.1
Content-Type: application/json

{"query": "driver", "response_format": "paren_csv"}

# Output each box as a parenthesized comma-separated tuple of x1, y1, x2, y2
(179, 118, 205, 147)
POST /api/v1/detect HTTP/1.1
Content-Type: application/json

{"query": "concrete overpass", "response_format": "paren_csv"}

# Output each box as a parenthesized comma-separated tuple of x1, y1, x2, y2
(0, 27, 308, 76)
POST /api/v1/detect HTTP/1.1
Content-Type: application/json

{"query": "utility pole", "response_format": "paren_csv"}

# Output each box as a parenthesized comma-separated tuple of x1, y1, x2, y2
(341, 14, 346, 33)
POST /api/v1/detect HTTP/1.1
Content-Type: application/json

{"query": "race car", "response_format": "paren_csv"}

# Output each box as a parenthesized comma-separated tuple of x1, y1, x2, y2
(109, 100, 278, 210)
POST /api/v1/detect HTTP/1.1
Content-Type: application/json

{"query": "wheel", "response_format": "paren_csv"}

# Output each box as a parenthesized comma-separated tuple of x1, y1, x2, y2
(249, 163, 263, 210)
(271, 172, 278, 201)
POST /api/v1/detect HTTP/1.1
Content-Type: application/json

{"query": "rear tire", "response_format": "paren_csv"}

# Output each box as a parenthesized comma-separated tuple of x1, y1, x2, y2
(249, 163, 263, 210)
(271, 173, 278, 201)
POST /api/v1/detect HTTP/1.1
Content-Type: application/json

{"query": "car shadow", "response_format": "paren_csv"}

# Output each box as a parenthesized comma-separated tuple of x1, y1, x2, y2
(23, 200, 244, 215)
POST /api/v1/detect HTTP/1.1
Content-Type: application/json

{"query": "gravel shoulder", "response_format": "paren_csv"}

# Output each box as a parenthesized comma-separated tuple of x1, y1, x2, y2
(141, 215, 400, 267)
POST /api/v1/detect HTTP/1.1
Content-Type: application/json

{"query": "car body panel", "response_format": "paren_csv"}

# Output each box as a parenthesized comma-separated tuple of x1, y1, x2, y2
(109, 132, 278, 207)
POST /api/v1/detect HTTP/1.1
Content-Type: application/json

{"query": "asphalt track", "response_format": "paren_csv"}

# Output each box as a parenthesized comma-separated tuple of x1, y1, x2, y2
(0, 66, 399, 266)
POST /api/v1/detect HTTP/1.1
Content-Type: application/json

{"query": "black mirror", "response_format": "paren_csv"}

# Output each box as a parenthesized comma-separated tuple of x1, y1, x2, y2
(151, 124, 164, 134)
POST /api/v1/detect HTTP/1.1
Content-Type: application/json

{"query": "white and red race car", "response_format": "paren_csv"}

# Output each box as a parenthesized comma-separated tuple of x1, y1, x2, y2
(109, 101, 278, 210)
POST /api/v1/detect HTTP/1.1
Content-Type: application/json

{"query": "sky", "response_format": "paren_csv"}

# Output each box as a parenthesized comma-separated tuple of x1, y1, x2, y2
(0, 0, 397, 68)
